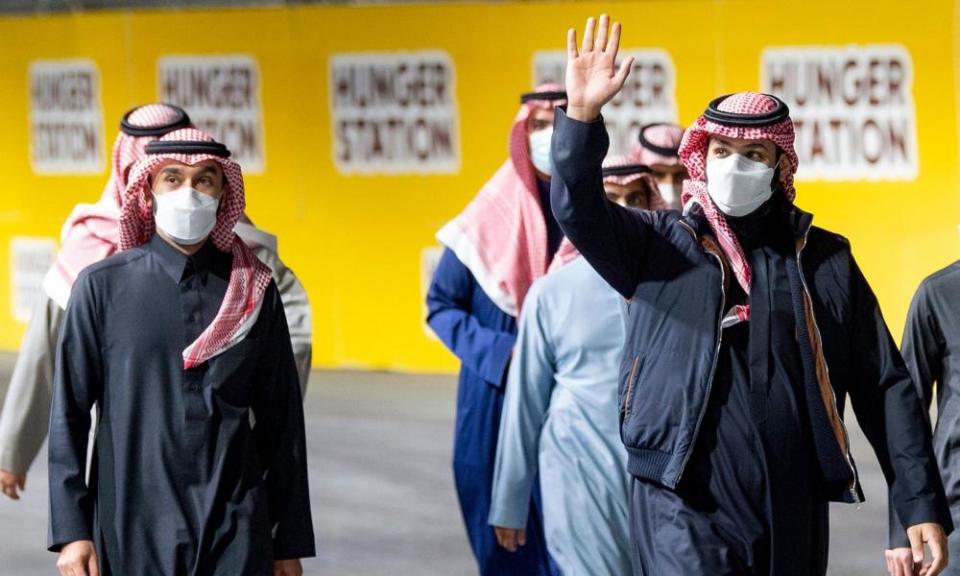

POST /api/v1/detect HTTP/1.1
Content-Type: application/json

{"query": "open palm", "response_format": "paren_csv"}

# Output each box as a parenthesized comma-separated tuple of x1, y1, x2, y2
(565, 15, 634, 122)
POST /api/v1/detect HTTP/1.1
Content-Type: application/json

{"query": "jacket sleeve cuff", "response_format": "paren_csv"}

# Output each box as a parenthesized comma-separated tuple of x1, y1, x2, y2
(893, 498, 955, 541)
(48, 523, 92, 553)
(552, 107, 609, 185)
(488, 502, 528, 530)
(888, 500, 911, 549)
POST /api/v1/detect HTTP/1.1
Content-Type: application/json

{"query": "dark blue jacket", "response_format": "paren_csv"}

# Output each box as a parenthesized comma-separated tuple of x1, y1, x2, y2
(550, 108, 951, 535)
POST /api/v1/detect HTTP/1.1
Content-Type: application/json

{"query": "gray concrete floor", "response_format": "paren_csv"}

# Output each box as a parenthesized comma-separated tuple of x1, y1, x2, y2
(0, 352, 896, 575)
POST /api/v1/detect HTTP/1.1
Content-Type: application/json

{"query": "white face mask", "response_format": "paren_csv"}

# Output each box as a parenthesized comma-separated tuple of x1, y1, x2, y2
(528, 127, 554, 176)
(657, 182, 679, 209)
(152, 187, 220, 245)
(706, 153, 776, 217)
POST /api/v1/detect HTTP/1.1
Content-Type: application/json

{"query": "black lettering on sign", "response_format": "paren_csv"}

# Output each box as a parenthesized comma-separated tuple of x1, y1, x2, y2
(28, 60, 103, 174)
(330, 51, 460, 174)
(158, 56, 265, 172)
(762, 45, 917, 181)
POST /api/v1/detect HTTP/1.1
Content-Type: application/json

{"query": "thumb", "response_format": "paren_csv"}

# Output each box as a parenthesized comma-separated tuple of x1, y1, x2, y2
(17, 475, 25, 490)
(517, 529, 527, 547)
(88, 548, 100, 576)
(908, 528, 925, 564)
(613, 57, 634, 87)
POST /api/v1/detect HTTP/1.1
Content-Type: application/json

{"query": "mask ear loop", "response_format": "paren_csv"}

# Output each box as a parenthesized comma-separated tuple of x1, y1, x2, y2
(770, 152, 786, 196)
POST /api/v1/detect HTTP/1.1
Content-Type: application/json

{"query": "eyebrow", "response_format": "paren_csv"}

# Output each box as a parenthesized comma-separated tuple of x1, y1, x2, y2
(159, 167, 183, 176)
(715, 139, 771, 152)
(196, 166, 221, 177)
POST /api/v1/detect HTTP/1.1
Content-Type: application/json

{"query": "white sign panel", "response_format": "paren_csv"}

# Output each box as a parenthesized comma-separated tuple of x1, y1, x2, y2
(158, 55, 265, 173)
(533, 49, 678, 155)
(10, 237, 57, 323)
(761, 45, 918, 181)
(330, 51, 460, 175)
(29, 59, 104, 174)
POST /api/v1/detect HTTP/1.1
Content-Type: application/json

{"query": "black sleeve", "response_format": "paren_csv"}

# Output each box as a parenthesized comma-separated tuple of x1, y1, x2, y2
(901, 282, 944, 415)
(253, 282, 316, 560)
(887, 281, 949, 548)
(47, 272, 102, 552)
(843, 257, 952, 547)
(550, 107, 658, 298)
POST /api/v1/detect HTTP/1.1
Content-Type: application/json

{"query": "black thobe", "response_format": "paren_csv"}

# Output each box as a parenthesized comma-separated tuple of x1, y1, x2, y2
(897, 261, 960, 561)
(48, 234, 315, 576)
(630, 202, 829, 576)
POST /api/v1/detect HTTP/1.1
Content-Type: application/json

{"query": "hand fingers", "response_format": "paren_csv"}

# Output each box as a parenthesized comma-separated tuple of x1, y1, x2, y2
(607, 21, 622, 63)
(581, 17, 595, 54)
(887, 548, 913, 576)
(595, 14, 609, 52)
(88, 551, 100, 576)
(2, 484, 19, 500)
(927, 535, 946, 575)
(884, 549, 893, 576)
(909, 530, 925, 566)
(504, 532, 517, 552)
(613, 56, 635, 88)
(494, 528, 516, 552)
(566, 28, 579, 60)
(57, 560, 83, 576)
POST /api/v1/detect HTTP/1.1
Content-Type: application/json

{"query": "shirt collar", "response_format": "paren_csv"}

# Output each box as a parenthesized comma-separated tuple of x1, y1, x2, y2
(148, 233, 232, 283)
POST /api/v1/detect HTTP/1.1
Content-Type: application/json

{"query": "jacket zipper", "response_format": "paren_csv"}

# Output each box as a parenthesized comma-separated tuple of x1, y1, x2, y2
(623, 355, 641, 418)
(797, 232, 862, 502)
(675, 243, 726, 486)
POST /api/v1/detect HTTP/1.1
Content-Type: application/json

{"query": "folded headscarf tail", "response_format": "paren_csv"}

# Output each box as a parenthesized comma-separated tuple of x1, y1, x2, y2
(436, 84, 577, 317)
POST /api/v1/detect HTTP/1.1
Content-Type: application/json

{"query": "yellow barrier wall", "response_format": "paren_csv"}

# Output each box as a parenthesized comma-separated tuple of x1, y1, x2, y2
(0, 1, 957, 372)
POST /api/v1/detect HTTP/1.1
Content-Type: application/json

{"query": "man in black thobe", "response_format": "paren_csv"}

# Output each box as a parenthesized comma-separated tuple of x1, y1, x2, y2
(887, 261, 960, 575)
(550, 15, 952, 576)
(48, 128, 314, 576)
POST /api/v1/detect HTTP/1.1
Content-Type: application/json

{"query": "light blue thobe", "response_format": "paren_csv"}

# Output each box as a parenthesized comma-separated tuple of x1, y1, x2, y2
(489, 256, 632, 575)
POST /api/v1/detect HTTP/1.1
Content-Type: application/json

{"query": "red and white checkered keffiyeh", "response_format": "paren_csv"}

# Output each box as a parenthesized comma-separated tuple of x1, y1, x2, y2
(121, 128, 272, 369)
(602, 154, 669, 211)
(678, 91, 799, 324)
(43, 104, 190, 308)
(629, 123, 685, 167)
(436, 84, 578, 317)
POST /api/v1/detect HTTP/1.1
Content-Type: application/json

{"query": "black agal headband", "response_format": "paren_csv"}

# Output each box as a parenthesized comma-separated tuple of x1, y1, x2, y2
(144, 140, 231, 158)
(120, 104, 192, 137)
(638, 124, 681, 158)
(602, 163, 652, 178)
(703, 93, 790, 127)
(520, 90, 568, 104)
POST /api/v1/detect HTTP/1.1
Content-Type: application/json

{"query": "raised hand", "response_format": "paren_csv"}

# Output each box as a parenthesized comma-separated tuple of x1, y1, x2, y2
(565, 14, 634, 122)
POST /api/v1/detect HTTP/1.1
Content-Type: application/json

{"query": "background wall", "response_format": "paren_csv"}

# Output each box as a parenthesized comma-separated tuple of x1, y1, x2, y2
(0, 0, 957, 372)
